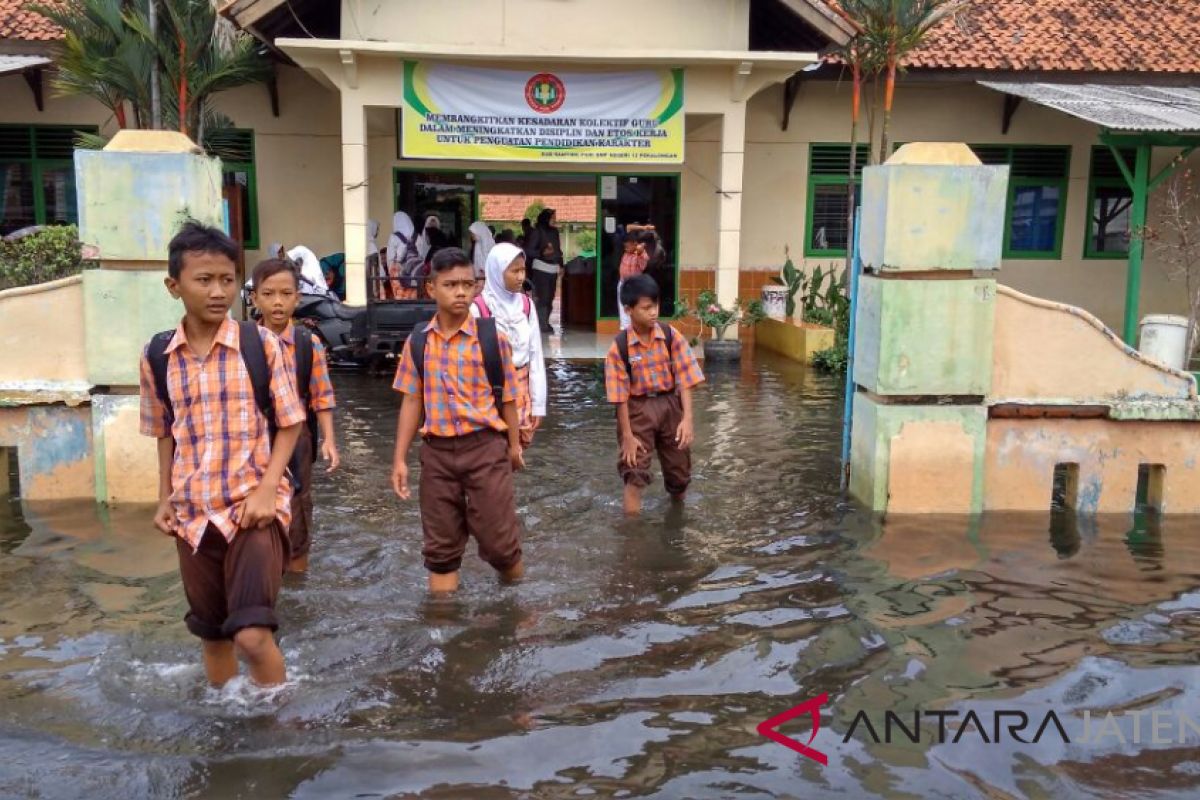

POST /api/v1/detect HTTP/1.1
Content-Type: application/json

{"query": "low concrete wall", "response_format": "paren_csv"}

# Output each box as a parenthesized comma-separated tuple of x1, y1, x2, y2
(985, 418, 1200, 514)
(0, 404, 95, 501)
(992, 286, 1197, 405)
(91, 394, 158, 504)
(0, 276, 89, 391)
(755, 318, 834, 364)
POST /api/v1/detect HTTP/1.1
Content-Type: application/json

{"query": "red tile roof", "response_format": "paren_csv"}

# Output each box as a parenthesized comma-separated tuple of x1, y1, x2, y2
(903, 0, 1200, 74)
(480, 194, 597, 224)
(0, 0, 61, 41)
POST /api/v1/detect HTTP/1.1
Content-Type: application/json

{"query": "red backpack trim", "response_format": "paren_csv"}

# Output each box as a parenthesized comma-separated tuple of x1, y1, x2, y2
(474, 294, 531, 319)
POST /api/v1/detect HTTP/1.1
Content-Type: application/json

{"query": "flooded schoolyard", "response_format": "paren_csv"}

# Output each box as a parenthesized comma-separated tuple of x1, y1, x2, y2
(2, 353, 1200, 799)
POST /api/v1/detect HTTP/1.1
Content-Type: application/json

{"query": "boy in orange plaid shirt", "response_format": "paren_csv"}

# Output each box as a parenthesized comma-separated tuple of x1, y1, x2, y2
(605, 274, 705, 515)
(391, 247, 526, 594)
(249, 257, 341, 574)
(139, 223, 305, 687)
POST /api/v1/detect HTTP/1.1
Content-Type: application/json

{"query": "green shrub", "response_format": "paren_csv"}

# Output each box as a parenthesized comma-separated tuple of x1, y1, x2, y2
(0, 225, 93, 291)
(812, 339, 849, 373)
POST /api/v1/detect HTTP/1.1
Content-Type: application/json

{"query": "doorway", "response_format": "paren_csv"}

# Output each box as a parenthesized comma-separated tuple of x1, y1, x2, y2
(390, 169, 680, 331)
(598, 175, 680, 321)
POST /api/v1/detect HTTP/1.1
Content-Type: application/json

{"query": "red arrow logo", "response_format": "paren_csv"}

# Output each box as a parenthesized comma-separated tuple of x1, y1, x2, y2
(757, 693, 829, 765)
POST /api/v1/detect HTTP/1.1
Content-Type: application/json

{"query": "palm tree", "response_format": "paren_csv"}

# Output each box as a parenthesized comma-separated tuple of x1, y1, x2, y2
(34, 0, 269, 145)
(839, 0, 970, 164)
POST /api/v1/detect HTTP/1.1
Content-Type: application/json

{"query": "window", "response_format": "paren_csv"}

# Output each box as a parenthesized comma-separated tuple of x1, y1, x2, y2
(1085, 146, 1134, 259)
(805, 143, 869, 257)
(970, 145, 1071, 259)
(0, 125, 97, 235)
(203, 128, 259, 249)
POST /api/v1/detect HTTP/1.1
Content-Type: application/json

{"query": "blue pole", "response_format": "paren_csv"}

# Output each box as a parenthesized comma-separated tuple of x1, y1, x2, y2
(840, 206, 862, 492)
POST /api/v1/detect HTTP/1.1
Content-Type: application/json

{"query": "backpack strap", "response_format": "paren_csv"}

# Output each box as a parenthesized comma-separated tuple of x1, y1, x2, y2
(409, 325, 429, 385)
(147, 330, 176, 427)
(292, 325, 320, 461)
(237, 321, 275, 432)
(293, 325, 314, 405)
(473, 295, 492, 318)
(522, 294, 531, 317)
(476, 317, 506, 411)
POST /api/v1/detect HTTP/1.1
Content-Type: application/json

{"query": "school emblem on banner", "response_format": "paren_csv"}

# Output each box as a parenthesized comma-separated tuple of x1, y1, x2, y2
(525, 73, 566, 114)
(402, 61, 685, 164)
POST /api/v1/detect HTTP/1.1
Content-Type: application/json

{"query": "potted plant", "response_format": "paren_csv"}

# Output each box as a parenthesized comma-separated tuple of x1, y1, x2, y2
(683, 289, 766, 363)
(764, 246, 803, 320)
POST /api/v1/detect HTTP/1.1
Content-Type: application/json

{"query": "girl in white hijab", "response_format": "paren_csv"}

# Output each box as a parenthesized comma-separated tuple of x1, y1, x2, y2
(417, 214, 441, 262)
(287, 245, 331, 297)
(470, 242, 546, 448)
(386, 211, 416, 298)
(469, 220, 495, 280)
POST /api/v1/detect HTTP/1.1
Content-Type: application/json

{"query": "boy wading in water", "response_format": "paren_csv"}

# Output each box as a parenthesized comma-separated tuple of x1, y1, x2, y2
(139, 223, 305, 687)
(605, 274, 705, 515)
(250, 258, 341, 573)
(391, 247, 526, 594)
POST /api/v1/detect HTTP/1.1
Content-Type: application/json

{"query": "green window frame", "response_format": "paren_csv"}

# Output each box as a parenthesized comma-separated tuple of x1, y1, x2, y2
(804, 143, 870, 258)
(0, 124, 98, 234)
(1084, 146, 1134, 260)
(204, 128, 259, 249)
(969, 144, 1071, 260)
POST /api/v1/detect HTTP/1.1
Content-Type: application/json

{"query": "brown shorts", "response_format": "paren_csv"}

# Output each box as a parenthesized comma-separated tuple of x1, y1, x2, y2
(175, 521, 289, 641)
(618, 393, 692, 496)
(288, 425, 314, 559)
(419, 428, 523, 574)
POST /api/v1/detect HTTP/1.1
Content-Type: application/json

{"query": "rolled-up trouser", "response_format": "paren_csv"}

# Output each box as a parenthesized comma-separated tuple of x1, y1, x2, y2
(617, 392, 691, 496)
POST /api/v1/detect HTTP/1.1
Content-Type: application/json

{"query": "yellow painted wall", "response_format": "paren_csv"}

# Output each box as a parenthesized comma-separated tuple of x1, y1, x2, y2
(342, 0, 750, 51)
(0, 277, 88, 389)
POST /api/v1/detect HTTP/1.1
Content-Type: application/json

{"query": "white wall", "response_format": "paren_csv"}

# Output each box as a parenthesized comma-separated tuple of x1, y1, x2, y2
(342, 0, 749, 51)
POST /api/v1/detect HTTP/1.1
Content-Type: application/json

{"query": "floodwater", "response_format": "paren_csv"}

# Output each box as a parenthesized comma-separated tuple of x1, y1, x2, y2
(3, 353, 1200, 799)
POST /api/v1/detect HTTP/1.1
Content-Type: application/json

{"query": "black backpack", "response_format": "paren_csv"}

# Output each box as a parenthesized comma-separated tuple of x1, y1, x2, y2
(291, 325, 321, 462)
(408, 317, 506, 412)
(146, 320, 305, 495)
(616, 321, 675, 382)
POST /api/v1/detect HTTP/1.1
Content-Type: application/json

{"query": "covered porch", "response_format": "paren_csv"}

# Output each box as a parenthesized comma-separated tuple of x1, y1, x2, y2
(279, 38, 818, 330)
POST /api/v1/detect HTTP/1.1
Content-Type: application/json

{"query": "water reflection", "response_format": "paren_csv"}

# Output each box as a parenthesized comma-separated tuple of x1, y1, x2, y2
(1, 356, 1200, 798)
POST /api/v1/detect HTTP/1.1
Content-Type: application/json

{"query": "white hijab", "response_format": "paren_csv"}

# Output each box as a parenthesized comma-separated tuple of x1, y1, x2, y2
(366, 219, 379, 255)
(469, 220, 495, 278)
(387, 211, 415, 267)
(287, 245, 330, 296)
(417, 215, 440, 261)
(482, 243, 531, 357)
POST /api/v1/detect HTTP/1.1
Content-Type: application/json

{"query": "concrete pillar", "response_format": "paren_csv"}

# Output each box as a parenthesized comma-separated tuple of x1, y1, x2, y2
(716, 103, 746, 319)
(341, 92, 369, 307)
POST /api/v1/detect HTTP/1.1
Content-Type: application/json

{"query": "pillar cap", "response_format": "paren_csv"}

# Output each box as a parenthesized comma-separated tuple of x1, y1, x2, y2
(887, 142, 981, 166)
(103, 130, 202, 154)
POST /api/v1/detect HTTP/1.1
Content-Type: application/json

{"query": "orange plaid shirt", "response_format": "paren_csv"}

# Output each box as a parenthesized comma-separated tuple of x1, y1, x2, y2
(393, 315, 519, 437)
(605, 323, 704, 403)
(278, 323, 337, 412)
(139, 318, 307, 550)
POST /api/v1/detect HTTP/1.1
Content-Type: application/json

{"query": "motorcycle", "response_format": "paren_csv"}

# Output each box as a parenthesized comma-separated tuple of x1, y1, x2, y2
(242, 276, 367, 365)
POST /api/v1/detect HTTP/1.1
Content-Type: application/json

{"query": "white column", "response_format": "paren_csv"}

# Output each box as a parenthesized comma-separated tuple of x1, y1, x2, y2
(717, 102, 746, 327)
(341, 92, 368, 307)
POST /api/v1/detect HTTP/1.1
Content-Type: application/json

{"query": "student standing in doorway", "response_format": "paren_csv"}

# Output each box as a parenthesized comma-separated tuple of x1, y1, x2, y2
(605, 274, 704, 515)
(525, 209, 562, 333)
(139, 222, 305, 687)
(391, 247, 526, 593)
(470, 243, 547, 448)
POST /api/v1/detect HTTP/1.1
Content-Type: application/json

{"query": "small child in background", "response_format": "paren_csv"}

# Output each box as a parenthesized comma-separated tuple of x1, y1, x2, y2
(617, 223, 655, 330)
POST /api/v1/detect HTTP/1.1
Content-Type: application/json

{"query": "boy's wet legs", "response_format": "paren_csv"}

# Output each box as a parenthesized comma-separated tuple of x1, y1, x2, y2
(234, 627, 285, 686)
(201, 640, 238, 687)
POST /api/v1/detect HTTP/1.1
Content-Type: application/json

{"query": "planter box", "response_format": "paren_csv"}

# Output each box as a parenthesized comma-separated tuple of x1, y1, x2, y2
(755, 317, 835, 364)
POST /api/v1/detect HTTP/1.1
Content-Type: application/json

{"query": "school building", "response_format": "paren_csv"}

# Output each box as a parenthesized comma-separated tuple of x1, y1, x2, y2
(2, 0, 1199, 335)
